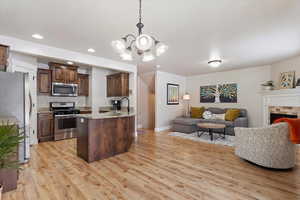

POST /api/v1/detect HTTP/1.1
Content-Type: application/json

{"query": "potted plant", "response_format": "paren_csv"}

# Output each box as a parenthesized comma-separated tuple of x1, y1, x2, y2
(0, 122, 24, 198)
(261, 81, 274, 91)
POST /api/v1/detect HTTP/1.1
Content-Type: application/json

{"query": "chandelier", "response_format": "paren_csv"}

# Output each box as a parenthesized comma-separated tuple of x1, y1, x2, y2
(111, 0, 168, 62)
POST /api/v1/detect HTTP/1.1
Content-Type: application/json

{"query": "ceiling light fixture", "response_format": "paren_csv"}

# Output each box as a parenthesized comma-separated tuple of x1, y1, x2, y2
(32, 34, 44, 40)
(208, 60, 222, 68)
(88, 48, 95, 53)
(111, 0, 168, 62)
(67, 61, 74, 65)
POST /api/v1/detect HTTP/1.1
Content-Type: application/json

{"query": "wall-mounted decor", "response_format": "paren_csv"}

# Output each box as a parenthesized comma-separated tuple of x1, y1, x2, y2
(218, 83, 238, 103)
(200, 83, 238, 103)
(167, 83, 179, 105)
(200, 85, 216, 103)
(279, 71, 295, 89)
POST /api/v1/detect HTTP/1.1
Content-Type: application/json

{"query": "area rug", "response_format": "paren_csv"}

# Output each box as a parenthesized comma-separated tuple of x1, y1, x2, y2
(169, 132, 235, 147)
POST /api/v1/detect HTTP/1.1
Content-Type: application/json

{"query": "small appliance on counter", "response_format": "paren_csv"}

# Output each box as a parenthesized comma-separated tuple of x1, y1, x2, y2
(50, 102, 80, 141)
(111, 99, 122, 111)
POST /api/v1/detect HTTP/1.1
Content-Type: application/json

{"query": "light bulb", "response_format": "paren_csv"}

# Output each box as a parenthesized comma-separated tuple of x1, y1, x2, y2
(142, 52, 155, 62)
(156, 43, 168, 56)
(120, 49, 133, 61)
(111, 39, 126, 53)
(135, 34, 154, 51)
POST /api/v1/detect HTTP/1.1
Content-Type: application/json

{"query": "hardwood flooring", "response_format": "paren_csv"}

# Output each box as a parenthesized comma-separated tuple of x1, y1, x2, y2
(3, 130, 300, 200)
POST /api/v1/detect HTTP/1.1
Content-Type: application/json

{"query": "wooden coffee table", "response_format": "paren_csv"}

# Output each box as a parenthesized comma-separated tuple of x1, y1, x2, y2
(197, 123, 226, 141)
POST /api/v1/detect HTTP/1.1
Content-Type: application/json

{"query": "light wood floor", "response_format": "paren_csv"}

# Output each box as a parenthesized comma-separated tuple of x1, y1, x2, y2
(3, 130, 300, 200)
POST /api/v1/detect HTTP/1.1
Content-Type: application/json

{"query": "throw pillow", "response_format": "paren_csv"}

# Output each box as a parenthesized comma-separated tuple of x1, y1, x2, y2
(203, 111, 213, 119)
(190, 107, 205, 118)
(225, 109, 240, 121)
(212, 113, 226, 120)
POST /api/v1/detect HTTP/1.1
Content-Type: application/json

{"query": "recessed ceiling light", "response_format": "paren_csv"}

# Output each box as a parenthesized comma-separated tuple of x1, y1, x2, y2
(156, 65, 161, 68)
(32, 34, 44, 40)
(208, 60, 222, 68)
(88, 48, 95, 53)
(67, 61, 74, 65)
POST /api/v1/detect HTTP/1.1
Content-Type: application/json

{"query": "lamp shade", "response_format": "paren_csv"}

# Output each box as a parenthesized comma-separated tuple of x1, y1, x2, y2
(183, 94, 191, 100)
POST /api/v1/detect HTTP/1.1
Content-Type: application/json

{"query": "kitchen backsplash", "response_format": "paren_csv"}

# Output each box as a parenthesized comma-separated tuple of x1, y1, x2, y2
(37, 95, 88, 108)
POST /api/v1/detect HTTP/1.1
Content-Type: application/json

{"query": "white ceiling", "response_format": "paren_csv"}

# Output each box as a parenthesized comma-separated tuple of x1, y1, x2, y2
(0, 0, 299, 76)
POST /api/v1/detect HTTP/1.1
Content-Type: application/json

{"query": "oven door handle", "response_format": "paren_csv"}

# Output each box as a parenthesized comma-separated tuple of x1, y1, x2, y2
(55, 115, 78, 118)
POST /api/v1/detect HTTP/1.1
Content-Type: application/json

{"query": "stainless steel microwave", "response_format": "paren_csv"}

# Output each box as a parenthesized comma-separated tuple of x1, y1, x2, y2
(52, 82, 78, 97)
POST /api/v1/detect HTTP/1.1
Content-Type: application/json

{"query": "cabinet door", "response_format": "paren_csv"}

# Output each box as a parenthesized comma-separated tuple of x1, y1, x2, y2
(78, 74, 89, 96)
(37, 113, 54, 142)
(37, 69, 51, 95)
(120, 73, 129, 96)
(107, 73, 129, 97)
(65, 68, 78, 84)
(114, 117, 130, 154)
(52, 66, 65, 83)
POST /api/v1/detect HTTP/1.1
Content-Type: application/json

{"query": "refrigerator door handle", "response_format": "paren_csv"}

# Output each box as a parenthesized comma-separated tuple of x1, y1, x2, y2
(29, 91, 33, 117)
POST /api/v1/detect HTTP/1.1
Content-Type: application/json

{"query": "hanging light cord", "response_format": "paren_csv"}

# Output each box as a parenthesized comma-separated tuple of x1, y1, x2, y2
(136, 0, 144, 35)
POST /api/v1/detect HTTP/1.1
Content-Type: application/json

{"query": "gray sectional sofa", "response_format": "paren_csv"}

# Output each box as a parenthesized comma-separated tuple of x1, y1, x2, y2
(172, 107, 248, 136)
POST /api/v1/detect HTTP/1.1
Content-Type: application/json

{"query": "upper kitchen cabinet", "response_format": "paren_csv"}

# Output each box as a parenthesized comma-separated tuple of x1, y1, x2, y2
(49, 62, 78, 84)
(107, 72, 129, 97)
(37, 69, 51, 95)
(0, 44, 9, 71)
(78, 73, 89, 96)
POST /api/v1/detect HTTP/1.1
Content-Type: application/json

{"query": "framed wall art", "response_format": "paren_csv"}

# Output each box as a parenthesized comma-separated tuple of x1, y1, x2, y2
(279, 71, 295, 89)
(200, 85, 216, 103)
(167, 83, 179, 105)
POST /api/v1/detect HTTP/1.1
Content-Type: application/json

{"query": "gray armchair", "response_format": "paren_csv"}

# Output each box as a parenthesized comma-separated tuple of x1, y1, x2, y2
(235, 123, 296, 169)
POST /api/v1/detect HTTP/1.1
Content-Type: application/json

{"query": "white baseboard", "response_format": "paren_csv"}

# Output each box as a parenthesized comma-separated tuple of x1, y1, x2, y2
(137, 124, 143, 129)
(155, 126, 171, 132)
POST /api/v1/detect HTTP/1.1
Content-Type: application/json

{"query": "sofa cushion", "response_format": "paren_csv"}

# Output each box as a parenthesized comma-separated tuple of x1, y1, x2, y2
(198, 119, 234, 127)
(190, 107, 205, 118)
(225, 108, 247, 117)
(173, 117, 201, 126)
(207, 107, 225, 114)
(225, 109, 241, 121)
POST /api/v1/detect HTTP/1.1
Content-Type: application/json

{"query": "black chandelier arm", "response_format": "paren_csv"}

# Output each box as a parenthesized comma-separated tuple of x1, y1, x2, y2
(128, 39, 136, 49)
(150, 36, 160, 44)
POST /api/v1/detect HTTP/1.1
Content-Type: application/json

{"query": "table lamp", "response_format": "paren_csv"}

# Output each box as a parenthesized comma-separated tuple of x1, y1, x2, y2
(183, 94, 191, 117)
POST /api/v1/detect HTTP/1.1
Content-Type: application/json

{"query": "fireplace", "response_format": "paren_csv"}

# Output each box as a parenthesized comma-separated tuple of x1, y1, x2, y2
(270, 113, 298, 124)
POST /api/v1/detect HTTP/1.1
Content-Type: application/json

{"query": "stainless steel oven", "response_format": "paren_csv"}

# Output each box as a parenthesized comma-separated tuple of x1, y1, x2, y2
(50, 102, 80, 141)
(54, 115, 78, 141)
(52, 82, 78, 97)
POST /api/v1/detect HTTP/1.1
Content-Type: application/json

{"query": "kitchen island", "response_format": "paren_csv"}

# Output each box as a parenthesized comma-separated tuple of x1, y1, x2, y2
(76, 112, 135, 163)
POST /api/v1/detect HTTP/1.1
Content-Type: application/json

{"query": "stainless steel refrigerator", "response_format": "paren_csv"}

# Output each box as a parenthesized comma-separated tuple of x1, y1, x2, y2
(0, 71, 31, 163)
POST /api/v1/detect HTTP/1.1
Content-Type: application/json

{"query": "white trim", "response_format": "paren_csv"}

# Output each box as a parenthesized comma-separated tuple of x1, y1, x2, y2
(155, 126, 171, 132)
(0, 35, 137, 73)
(262, 91, 300, 126)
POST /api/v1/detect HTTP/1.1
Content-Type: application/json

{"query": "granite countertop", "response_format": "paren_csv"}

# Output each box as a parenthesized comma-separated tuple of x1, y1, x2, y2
(77, 111, 135, 120)
(37, 107, 52, 114)
(0, 116, 18, 126)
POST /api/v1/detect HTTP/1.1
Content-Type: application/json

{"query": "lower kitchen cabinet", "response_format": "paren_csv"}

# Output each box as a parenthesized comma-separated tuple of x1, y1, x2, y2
(37, 113, 54, 142)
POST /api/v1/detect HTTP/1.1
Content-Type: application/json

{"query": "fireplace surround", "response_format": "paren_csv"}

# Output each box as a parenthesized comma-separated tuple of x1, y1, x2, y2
(262, 89, 300, 126)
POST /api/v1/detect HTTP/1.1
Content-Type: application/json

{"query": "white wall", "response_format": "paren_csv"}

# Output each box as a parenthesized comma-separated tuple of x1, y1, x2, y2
(155, 71, 186, 131)
(271, 55, 300, 89)
(90, 67, 114, 113)
(186, 66, 271, 127)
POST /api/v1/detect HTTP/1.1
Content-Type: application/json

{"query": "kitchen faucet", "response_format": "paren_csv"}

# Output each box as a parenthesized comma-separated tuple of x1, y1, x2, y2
(121, 97, 130, 114)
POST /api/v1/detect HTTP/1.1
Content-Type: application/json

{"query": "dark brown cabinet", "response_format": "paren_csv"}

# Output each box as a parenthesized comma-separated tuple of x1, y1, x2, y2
(49, 62, 78, 84)
(107, 72, 129, 97)
(38, 113, 54, 142)
(37, 69, 52, 95)
(77, 116, 135, 163)
(0, 44, 9, 71)
(78, 73, 89, 96)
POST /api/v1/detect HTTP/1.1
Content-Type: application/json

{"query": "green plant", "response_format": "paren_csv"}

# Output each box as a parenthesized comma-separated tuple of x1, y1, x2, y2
(0, 122, 24, 169)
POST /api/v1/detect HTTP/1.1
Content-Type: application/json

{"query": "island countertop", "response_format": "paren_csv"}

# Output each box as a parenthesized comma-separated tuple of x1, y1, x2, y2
(77, 111, 135, 120)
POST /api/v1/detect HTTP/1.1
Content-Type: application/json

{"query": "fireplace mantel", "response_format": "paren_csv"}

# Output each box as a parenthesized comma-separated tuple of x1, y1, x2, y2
(262, 89, 300, 126)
